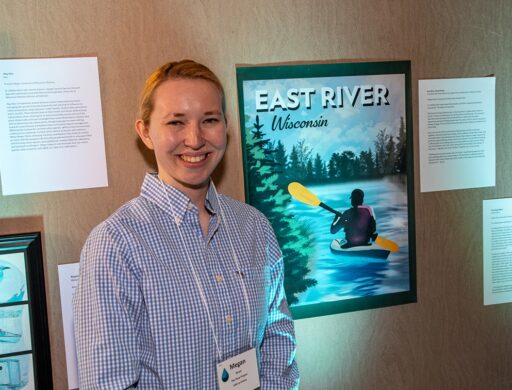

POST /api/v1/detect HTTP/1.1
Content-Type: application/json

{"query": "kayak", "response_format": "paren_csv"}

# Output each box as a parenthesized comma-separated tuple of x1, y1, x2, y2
(330, 239, 390, 259)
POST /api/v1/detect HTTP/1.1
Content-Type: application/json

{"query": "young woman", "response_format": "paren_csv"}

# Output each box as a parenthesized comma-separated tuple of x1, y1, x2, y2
(73, 60, 299, 389)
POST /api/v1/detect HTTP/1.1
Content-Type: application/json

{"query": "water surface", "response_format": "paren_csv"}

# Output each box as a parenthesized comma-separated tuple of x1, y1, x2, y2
(288, 176, 411, 306)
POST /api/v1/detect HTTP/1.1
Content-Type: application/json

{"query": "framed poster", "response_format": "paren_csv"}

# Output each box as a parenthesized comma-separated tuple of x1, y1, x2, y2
(236, 60, 416, 319)
(0, 232, 53, 389)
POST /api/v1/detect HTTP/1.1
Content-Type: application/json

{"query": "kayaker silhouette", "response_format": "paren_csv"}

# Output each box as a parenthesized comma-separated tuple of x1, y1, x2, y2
(287, 182, 399, 254)
(330, 188, 378, 249)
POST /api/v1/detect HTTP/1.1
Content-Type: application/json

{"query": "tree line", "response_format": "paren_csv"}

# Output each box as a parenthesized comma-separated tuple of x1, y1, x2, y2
(273, 116, 407, 186)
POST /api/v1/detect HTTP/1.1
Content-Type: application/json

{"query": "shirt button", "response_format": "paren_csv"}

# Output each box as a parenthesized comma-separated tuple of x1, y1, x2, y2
(174, 216, 182, 225)
(187, 202, 194, 210)
(215, 275, 224, 283)
(225, 314, 233, 324)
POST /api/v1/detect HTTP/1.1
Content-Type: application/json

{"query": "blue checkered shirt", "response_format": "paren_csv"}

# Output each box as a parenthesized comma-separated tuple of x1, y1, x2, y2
(73, 173, 299, 389)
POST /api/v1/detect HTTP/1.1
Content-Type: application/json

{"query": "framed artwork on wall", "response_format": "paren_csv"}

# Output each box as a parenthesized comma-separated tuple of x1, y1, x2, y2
(0, 232, 53, 389)
(236, 60, 416, 319)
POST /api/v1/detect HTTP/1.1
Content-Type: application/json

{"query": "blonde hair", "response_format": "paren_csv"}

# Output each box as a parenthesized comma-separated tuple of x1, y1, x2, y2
(137, 60, 226, 126)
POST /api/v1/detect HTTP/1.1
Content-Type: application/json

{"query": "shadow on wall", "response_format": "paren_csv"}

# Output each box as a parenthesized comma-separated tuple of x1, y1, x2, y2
(136, 137, 157, 171)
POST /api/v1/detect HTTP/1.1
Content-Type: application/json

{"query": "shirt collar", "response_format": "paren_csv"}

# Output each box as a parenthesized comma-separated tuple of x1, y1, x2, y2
(140, 173, 220, 221)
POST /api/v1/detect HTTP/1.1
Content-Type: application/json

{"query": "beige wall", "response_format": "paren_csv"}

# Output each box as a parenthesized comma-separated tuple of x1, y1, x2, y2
(1, 1, 511, 388)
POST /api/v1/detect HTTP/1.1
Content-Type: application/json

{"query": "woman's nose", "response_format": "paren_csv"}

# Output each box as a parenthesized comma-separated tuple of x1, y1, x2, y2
(184, 123, 205, 148)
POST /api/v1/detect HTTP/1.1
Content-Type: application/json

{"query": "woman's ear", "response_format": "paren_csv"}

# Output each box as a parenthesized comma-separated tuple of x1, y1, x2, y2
(135, 119, 154, 150)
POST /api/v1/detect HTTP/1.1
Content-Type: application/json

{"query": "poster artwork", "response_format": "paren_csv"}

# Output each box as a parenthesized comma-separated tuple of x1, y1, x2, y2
(237, 61, 416, 319)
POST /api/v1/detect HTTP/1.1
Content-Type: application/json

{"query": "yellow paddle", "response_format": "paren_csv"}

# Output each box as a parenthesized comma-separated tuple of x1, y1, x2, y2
(287, 182, 400, 253)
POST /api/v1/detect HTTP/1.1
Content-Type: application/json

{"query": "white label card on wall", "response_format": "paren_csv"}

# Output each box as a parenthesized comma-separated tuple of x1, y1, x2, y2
(216, 348, 260, 390)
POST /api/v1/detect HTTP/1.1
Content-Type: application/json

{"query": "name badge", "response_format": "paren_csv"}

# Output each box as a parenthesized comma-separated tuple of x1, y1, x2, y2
(216, 348, 260, 390)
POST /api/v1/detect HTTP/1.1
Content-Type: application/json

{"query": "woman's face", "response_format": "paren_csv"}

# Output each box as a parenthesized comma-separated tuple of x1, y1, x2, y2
(136, 78, 227, 197)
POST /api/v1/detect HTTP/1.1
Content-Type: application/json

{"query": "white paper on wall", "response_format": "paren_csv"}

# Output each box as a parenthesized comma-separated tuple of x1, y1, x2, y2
(0, 57, 108, 195)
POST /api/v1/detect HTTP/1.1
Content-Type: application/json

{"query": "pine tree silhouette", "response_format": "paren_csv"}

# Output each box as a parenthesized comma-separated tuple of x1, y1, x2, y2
(245, 115, 317, 305)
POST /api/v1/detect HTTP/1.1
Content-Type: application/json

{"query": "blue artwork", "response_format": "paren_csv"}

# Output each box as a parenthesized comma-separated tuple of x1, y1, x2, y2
(0, 252, 28, 304)
(0, 353, 33, 389)
(0, 305, 32, 356)
(237, 61, 416, 318)
(0, 232, 50, 388)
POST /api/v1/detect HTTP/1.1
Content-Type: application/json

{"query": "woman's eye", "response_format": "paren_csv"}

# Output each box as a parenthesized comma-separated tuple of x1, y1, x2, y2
(204, 118, 219, 124)
(167, 120, 183, 127)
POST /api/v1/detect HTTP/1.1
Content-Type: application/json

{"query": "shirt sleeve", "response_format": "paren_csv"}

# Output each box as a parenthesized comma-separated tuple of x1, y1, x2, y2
(73, 223, 144, 389)
(259, 220, 300, 390)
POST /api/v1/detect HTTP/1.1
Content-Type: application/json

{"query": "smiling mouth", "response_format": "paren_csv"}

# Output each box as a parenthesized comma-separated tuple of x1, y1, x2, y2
(180, 154, 207, 163)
